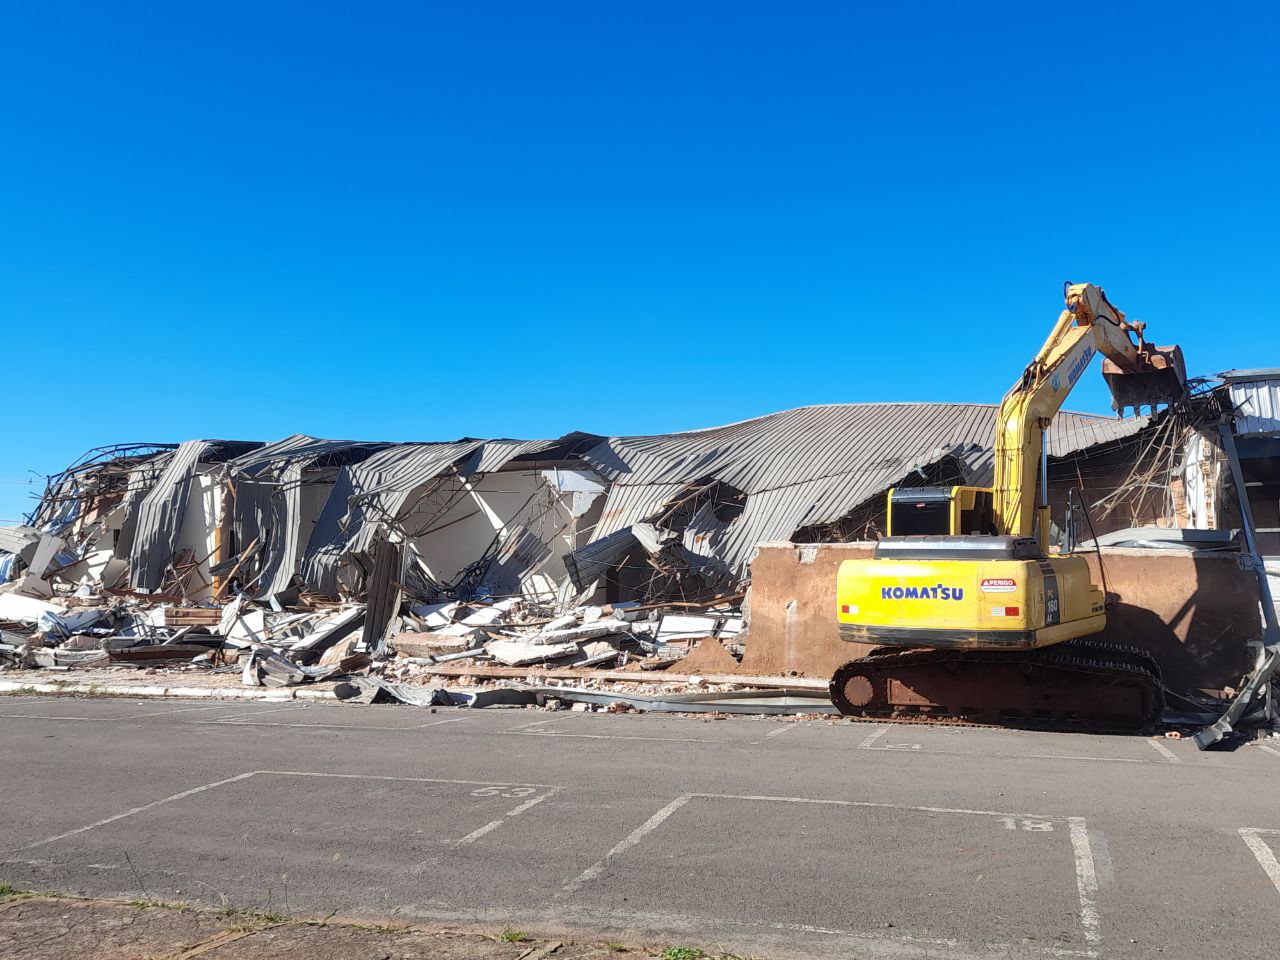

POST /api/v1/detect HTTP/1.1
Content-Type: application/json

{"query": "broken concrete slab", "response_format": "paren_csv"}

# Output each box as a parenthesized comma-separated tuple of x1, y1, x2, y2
(485, 639, 581, 666)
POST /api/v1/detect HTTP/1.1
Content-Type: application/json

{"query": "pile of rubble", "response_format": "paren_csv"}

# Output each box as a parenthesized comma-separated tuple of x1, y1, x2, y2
(0, 521, 786, 710)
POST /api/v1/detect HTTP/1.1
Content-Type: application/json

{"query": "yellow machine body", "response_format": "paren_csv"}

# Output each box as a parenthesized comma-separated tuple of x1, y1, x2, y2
(836, 551, 1105, 651)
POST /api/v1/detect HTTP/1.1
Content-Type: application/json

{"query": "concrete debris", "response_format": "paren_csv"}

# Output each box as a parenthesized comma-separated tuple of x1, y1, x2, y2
(486, 639, 581, 667)
(0, 473, 749, 702)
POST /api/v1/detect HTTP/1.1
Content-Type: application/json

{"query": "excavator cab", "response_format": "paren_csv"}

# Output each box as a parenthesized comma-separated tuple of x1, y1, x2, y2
(887, 486, 996, 537)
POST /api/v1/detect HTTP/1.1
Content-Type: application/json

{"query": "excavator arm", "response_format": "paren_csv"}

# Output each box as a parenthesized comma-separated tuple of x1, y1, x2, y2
(991, 282, 1186, 545)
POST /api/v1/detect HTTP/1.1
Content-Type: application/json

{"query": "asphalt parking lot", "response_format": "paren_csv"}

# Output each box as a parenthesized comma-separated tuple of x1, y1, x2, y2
(2, 695, 1279, 959)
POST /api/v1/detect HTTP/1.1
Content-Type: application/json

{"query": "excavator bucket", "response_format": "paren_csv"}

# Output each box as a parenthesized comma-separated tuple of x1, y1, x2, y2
(1102, 344, 1188, 415)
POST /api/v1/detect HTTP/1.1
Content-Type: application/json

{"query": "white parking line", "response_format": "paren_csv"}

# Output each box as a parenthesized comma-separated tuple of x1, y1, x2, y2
(1067, 818, 1102, 944)
(1240, 828, 1280, 898)
(559, 795, 694, 896)
(203, 716, 469, 731)
(859, 735, 1147, 764)
(198, 704, 308, 722)
(857, 726, 889, 749)
(14, 769, 563, 853)
(1147, 739, 1181, 763)
(1257, 743, 1280, 760)
(750, 724, 799, 745)
(121, 702, 274, 719)
(456, 819, 506, 844)
(22, 772, 260, 850)
(0, 702, 294, 722)
(259, 770, 559, 788)
(456, 789, 559, 845)
(694, 793, 1062, 818)
(560, 789, 1098, 951)
(506, 718, 559, 732)
(505, 729, 727, 744)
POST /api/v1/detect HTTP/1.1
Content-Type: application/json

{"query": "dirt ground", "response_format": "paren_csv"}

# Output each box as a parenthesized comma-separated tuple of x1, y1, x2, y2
(0, 893, 738, 960)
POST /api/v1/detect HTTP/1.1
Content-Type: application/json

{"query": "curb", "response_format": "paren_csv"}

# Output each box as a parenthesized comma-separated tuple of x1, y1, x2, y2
(0, 679, 338, 701)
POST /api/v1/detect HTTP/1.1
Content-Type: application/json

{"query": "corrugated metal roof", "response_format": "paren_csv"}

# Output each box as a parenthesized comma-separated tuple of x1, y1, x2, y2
(574, 402, 1149, 583)
(582, 403, 1142, 488)
(464, 439, 559, 475)
(1220, 369, 1280, 382)
(229, 435, 393, 474)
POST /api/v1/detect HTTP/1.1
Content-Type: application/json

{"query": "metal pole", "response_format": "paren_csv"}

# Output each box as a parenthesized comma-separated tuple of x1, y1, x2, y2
(1218, 424, 1280, 636)
(1193, 421, 1280, 748)
(1041, 427, 1049, 507)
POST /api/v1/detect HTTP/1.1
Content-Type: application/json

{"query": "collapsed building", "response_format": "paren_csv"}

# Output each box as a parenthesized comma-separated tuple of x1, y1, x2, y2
(1, 381, 1276, 723)
(6, 404, 1151, 610)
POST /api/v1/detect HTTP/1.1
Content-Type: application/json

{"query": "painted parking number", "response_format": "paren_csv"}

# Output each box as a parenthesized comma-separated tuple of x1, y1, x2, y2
(471, 786, 538, 799)
(1000, 818, 1054, 832)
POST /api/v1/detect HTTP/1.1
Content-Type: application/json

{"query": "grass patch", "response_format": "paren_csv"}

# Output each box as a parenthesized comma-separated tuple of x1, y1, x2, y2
(499, 929, 529, 942)
(352, 922, 409, 934)
(216, 903, 289, 924)
(0, 883, 39, 902)
(128, 898, 190, 912)
(660, 949, 705, 960)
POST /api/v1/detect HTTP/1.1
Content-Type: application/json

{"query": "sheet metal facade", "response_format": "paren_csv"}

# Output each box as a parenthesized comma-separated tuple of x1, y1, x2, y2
(1222, 370, 1280, 436)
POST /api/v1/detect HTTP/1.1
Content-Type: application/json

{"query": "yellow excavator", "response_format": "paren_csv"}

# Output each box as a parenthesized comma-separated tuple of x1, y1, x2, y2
(831, 283, 1187, 730)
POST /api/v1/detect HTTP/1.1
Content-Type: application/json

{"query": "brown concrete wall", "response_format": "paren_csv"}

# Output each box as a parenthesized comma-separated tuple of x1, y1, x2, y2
(738, 542, 1259, 692)
(737, 542, 875, 678)
(1080, 549, 1258, 692)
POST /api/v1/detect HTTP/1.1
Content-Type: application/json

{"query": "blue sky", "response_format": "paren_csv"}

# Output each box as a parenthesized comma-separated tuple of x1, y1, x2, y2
(1, 3, 1277, 521)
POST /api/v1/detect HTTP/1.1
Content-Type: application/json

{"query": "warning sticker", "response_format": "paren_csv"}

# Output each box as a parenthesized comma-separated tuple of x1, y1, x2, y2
(980, 578, 1017, 593)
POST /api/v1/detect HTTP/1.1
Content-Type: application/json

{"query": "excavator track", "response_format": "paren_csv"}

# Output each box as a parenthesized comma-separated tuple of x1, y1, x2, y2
(829, 637, 1164, 733)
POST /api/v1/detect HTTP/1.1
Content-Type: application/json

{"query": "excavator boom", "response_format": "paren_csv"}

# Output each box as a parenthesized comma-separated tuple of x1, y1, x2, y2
(992, 282, 1188, 544)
